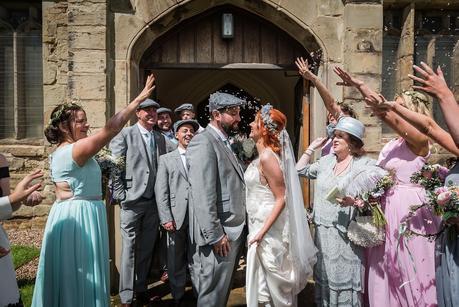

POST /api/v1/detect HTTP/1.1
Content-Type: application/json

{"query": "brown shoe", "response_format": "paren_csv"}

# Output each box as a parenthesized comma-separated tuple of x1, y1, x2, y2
(160, 271, 169, 283)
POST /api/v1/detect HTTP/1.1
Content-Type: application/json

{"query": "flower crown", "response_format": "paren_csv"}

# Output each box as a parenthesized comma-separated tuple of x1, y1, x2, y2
(47, 103, 80, 126)
(260, 104, 278, 134)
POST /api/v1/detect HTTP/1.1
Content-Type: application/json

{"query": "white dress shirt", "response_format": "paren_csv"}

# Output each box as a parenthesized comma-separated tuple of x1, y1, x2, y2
(177, 146, 187, 174)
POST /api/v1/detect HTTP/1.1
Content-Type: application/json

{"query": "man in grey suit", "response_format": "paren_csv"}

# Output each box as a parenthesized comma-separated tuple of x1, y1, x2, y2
(155, 119, 200, 305)
(186, 92, 247, 307)
(110, 98, 172, 307)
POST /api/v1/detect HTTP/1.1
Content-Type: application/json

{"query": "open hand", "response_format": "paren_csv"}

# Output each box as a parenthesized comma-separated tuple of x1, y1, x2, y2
(9, 170, 43, 205)
(409, 62, 452, 98)
(213, 235, 231, 257)
(295, 57, 316, 81)
(135, 74, 156, 103)
(334, 67, 364, 88)
(309, 137, 328, 150)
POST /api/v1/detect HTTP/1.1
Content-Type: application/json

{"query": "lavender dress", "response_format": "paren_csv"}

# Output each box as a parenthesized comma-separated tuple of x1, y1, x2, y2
(435, 161, 459, 307)
(367, 138, 439, 307)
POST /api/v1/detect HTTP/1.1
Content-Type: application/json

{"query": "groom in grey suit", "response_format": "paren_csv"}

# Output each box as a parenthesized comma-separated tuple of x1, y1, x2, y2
(110, 98, 173, 307)
(154, 119, 200, 304)
(186, 92, 247, 307)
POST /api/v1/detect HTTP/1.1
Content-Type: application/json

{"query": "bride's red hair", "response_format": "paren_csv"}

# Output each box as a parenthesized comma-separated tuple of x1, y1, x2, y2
(256, 107, 287, 155)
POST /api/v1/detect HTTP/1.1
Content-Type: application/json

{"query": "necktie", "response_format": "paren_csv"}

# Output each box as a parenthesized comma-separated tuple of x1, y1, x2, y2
(149, 132, 156, 155)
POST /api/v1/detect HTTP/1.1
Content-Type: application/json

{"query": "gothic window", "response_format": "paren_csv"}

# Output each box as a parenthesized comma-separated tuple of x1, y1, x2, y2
(0, 7, 43, 139)
(414, 10, 459, 130)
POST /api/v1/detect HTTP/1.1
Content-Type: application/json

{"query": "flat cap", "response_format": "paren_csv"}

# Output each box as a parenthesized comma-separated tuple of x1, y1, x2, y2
(174, 103, 195, 114)
(208, 92, 245, 111)
(157, 107, 173, 115)
(173, 119, 200, 133)
(137, 98, 160, 110)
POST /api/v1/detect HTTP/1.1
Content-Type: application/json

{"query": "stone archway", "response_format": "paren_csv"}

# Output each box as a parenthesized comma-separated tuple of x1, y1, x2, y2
(110, 0, 341, 291)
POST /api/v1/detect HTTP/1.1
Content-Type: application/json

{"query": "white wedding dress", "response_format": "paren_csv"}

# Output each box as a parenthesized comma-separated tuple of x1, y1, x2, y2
(245, 131, 317, 307)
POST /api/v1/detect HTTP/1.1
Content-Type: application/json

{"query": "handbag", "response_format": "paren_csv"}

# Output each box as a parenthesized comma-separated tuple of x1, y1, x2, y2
(347, 215, 385, 248)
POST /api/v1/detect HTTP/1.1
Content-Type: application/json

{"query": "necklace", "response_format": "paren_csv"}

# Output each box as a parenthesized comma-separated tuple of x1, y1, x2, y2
(333, 156, 352, 176)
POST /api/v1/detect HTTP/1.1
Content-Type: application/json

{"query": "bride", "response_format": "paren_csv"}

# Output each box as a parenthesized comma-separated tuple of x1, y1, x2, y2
(245, 104, 317, 307)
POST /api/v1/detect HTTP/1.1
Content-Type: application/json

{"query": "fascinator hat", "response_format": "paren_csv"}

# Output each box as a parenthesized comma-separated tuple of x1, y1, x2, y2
(333, 116, 365, 142)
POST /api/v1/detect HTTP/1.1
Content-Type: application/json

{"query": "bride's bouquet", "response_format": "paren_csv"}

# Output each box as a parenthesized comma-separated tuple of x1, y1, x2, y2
(230, 134, 257, 165)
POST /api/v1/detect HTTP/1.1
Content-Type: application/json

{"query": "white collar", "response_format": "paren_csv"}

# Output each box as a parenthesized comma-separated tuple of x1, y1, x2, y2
(137, 122, 152, 134)
(208, 123, 227, 141)
(178, 146, 186, 155)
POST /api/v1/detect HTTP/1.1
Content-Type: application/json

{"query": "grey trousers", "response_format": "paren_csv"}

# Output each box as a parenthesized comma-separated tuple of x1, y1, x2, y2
(166, 225, 191, 301)
(119, 201, 159, 304)
(196, 233, 245, 307)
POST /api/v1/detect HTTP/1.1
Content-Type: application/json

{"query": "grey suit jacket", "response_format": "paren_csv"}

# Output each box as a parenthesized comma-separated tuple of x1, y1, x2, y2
(186, 127, 246, 246)
(154, 149, 190, 230)
(109, 125, 171, 206)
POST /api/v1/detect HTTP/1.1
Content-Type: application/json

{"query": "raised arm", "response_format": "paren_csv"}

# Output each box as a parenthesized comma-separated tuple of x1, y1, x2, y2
(366, 94, 429, 156)
(73, 74, 156, 166)
(409, 62, 459, 146)
(333, 67, 380, 100)
(296, 137, 327, 170)
(295, 57, 341, 119)
(375, 97, 459, 156)
(248, 151, 286, 246)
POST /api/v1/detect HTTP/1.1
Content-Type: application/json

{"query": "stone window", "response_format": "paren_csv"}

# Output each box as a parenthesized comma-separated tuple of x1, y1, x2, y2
(414, 10, 459, 130)
(382, 10, 402, 134)
(0, 6, 43, 139)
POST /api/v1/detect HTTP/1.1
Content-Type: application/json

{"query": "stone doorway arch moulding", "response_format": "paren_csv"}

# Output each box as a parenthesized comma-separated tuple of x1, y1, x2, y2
(123, 0, 335, 102)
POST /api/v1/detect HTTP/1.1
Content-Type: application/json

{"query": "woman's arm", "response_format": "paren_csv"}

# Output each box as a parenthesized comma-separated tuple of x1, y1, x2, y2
(248, 151, 286, 246)
(376, 98, 459, 155)
(73, 74, 156, 166)
(410, 62, 459, 146)
(296, 137, 327, 170)
(295, 57, 342, 119)
(5, 170, 43, 213)
(366, 95, 429, 157)
(333, 67, 380, 100)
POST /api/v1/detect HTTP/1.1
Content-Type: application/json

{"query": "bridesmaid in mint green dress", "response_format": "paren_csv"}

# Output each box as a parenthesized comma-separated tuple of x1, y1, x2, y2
(32, 74, 156, 307)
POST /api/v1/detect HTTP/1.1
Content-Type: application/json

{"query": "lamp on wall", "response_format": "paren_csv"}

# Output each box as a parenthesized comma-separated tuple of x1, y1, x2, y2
(221, 13, 234, 39)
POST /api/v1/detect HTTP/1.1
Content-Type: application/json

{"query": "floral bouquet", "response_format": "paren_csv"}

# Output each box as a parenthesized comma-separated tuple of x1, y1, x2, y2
(356, 173, 395, 227)
(230, 134, 257, 165)
(400, 163, 452, 240)
(410, 163, 449, 192)
(427, 185, 459, 220)
(95, 147, 125, 202)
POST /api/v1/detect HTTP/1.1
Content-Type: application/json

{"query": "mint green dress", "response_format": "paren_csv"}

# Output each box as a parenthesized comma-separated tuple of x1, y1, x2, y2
(32, 144, 109, 307)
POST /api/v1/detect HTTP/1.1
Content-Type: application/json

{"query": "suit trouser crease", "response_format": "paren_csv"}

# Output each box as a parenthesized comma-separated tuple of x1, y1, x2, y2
(119, 202, 159, 304)
(196, 233, 245, 307)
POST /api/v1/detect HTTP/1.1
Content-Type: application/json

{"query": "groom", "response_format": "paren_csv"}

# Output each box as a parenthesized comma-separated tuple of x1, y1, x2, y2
(186, 92, 246, 306)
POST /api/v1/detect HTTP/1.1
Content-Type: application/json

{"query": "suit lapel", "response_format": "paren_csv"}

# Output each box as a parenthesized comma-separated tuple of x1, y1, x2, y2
(172, 149, 187, 180)
(207, 127, 244, 181)
(133, 125, 152, 168)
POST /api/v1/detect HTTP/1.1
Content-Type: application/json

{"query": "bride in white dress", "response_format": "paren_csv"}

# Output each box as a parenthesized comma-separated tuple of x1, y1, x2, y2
(245, 104, 317, 307)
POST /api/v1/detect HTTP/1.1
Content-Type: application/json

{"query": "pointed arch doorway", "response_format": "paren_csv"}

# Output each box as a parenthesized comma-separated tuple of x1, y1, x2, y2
(139, 5, 317, 156)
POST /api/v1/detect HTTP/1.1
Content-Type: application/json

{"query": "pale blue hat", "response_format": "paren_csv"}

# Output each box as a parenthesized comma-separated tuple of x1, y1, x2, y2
(334, 116, 365, 142)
